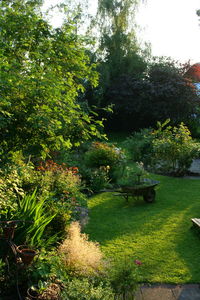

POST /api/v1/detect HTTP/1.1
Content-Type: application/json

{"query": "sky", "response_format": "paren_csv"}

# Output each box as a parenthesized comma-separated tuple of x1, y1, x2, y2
(135, 0, 200, 64)
(43, 0, 200, 64)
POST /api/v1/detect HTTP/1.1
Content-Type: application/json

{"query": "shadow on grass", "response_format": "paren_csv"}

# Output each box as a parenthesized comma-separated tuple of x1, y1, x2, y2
(85, 175, 200, 283)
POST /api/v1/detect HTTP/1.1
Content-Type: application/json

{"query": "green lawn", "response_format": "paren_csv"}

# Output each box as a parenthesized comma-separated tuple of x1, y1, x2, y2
(85, 174, 200, 284)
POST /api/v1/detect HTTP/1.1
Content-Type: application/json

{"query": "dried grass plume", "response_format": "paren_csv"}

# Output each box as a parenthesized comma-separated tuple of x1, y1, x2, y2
(59, 221, 103, 276)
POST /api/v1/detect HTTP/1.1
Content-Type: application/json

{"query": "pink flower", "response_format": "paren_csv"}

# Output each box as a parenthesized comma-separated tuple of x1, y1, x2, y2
(134, 259, 142, 265)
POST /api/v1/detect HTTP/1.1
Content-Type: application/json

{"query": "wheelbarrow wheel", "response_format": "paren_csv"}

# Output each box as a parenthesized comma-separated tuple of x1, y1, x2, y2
(143, 189, 155, 203)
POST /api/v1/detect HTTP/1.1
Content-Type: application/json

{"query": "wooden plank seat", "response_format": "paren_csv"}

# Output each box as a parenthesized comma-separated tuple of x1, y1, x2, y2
(191, 218, 200, 228)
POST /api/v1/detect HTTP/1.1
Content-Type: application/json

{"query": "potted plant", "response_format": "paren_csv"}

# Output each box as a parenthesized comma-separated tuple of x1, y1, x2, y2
(17, 245, 38, 265)
(116, 163, 159, 203)
(117, 163, 148, 187)
(27, 281, 48, 300)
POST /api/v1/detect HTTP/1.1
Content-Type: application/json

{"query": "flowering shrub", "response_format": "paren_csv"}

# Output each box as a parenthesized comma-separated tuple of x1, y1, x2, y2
(151, 120, 200, 175)
(89, 166, 111, 192)
(84, 142, 124, 169)
(0, 157, 87, 240)
(34, 160, 87, 236)
(36, 160, 78, 175)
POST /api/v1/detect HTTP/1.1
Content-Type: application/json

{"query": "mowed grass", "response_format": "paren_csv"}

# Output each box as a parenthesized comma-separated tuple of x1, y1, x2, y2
(85, 174, 200, 284)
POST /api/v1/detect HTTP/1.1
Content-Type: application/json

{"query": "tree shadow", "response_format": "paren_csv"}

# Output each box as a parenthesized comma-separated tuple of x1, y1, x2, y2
(85, 176, 200, 282)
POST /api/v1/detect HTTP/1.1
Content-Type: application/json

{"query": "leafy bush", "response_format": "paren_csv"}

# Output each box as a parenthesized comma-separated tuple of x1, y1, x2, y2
(35, 160, 87, 234)
(151, 120, 200, 175)
(59, 222, 104, 276)
(0, 0, 104, 159)
(84, 142, 124, 169)
(3, 158, 87, 236)
(62, 277, 114, 300)
(28, 250, 68, 300)
(102, 58, 199, 131)
(123, 128, 154, 166)
(35, 160, 86, 204)
(0, 168, 22, 221)
(0, 259, 5, 276)
(89, 166, 111, 192)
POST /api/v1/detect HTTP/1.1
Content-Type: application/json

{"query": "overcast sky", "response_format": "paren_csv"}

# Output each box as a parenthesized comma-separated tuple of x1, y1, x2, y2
(44, 0, 200, 64)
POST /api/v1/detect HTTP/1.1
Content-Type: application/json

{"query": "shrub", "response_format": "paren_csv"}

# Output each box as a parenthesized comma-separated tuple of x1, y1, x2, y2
(89, 166, 111, 192)
(62, 277, 114, 300)
(84, 142, 124, 169)
(0, 169, 22, 221)
(0, 158, 88, 241)
(123, 128, 154, 166)
(59, 222, 104, 276)
(35, 160, 86, 206)
(28, 250, 68, 300)
(151, 120, 200, 175)
(35, 160, 87, 235)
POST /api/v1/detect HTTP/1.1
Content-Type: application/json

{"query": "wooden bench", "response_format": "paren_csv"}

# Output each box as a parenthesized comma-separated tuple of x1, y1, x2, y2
(191, 218, 200, 228)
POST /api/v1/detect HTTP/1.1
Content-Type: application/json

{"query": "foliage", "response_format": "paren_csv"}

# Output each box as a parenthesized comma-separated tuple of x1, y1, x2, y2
(35, 160, 87, 234)
(59, 221, 104, 276)
(94, 0, 147, 81)
(122, 121, 200, 176)
(0, 156, 88, 239)
(151, 120, 200, 175)
(184, 63, 200, 82)
(115, 162, 148, 186)
(123, 128, 154, 165)
(86, 0, 147, 126)
(84, 142, 124, 169)
(109, 257, 141, 297)
(0, 259, 5, 277)
(89, 166, 111, 192)
(35, 160, 86, 206)
(0, 168, 23, 221)
(103, 58, 199, 131)
(83, 142, 125, 189)
(28, 249, 68, 299)
(0, 0, 104, 160)
(61, 277, 114, 300)
(14, 190, 57, 248)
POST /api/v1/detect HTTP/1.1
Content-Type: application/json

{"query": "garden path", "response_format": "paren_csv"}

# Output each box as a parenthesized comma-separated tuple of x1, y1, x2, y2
(135, 284, 200, 300)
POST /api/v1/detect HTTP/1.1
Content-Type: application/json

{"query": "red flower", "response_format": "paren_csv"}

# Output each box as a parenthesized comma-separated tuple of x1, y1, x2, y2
(134, 259, 142, 266)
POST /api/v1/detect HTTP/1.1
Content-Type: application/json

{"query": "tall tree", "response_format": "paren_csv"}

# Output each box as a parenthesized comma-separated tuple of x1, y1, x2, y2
(0, 0, 103, 159)
(96, 0, 146, 82)
(85, 0, 147, 128)
(105, 58, 199, 131)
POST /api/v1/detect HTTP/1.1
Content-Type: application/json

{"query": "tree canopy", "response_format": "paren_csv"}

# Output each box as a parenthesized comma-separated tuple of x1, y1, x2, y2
(104, 58, 200, 131)
(0, 0, 103, 159)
